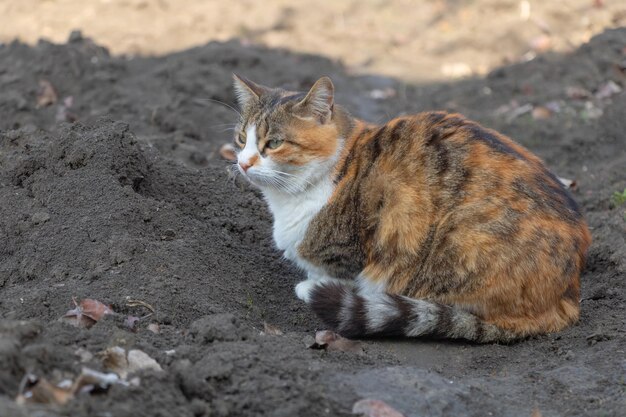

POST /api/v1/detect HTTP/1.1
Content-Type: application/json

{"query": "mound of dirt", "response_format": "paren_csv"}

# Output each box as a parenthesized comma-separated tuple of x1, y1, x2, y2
(0, 29, 625, 417)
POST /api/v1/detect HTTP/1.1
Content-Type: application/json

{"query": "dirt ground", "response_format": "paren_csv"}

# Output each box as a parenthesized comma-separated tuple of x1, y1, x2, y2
(0, 2, 625, 417)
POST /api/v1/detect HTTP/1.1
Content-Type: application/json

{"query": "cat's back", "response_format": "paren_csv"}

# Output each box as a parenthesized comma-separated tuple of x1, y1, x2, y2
(324, 111, 590, 282)
(335, 111, 582, 222)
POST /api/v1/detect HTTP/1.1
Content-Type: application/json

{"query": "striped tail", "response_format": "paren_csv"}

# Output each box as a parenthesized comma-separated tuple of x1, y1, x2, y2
(309, 282, 520, 343)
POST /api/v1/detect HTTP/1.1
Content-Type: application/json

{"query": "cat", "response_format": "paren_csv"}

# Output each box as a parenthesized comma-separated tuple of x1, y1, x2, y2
(230, 74, 591, 343)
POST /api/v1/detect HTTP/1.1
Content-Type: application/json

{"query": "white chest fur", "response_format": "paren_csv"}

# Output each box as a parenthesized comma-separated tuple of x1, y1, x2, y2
(263, 177, 334, 273)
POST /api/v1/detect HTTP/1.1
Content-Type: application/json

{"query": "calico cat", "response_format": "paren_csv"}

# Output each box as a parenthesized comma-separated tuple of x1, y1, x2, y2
(230, 74, 591, 343)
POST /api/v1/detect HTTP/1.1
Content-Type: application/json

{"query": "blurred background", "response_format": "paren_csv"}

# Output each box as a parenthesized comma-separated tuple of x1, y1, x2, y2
(2, 0, 625, 82)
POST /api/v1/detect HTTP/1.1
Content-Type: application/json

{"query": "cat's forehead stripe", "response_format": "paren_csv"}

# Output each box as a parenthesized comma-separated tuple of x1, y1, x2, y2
(245, 124, 257, 145)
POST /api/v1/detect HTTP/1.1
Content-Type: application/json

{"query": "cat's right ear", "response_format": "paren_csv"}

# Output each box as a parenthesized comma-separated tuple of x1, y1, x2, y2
(295, 76, 334, 124)
(232, 74, 266, 108)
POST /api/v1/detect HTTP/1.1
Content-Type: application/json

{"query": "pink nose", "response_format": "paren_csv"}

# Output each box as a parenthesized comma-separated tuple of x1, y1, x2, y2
(239, 161, 251, 172)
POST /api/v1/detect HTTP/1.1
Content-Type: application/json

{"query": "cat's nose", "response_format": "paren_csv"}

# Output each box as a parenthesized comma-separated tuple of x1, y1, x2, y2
(239, 161, 251, 172)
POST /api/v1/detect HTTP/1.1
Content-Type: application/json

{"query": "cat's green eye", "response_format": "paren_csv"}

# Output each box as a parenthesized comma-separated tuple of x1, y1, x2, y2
(237, 133, 247, 145)
(266, 139, 284, 150)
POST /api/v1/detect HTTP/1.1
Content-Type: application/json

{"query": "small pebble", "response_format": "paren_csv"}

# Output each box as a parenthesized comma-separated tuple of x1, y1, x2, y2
(31, 212, 50, 224)
(161, 229, 176, 241)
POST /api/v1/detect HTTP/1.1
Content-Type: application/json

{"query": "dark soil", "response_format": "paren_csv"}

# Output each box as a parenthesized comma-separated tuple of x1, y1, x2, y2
(0, 29, 625, 417)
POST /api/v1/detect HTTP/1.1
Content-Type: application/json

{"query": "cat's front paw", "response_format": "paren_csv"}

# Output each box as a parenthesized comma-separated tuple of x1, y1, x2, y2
(295, 280, 318, 303)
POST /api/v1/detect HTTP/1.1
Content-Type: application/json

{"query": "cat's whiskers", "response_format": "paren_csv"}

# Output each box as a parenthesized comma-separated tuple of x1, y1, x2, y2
(267, 171, 307, 194)
(252, 167, 304, 194)
(194, 97, 242, 118)
(216, 127, 237, 133)
(209, 123, 238, 134)
(226, 163, 241, 183)
(266, 168, 315, 189)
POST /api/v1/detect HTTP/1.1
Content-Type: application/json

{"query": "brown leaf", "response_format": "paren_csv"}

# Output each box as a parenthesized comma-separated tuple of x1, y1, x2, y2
(352, 399, 406, 417)
(100, 346, 129, 379)
(62, 297, 113, 328)
(531, 408, 543, 417)
(36, 79, 58, 108)
(327, 337, 364, 354)
(220, 143, 237, 161)
(80, 298, 113, 321)
(16, 374, 73, 406)
(261, 322, 283, 336)
(310, 330, 364, 355)
(62, 308, 97, 328)
(531, 106, 553, 120)
(315, 330, 339, 345)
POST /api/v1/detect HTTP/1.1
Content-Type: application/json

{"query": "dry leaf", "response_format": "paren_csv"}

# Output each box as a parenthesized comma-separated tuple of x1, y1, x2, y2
(220, 143, 237, 161)
(124, 315, 140, 331)
(36, 79, 58, 108)
(100, 346, 129, 379)
(532, 106, 553, 120)
(261, 322, 283, 336)
(73, 367, 128, 394)
(353, 399, 406, 417)
(531, 407, 543, 417)
(124, 297, 155, 313)
(315, 330, 340, 345)
(310, 330, 364, 355)
(16, 374, 73, 406)
(62, 297, 113, 328)
(101, 346, 162, 379)
(16, 367, 130, 406)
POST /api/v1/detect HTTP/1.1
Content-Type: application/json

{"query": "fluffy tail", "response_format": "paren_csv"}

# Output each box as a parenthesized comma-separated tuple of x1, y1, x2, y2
(309, 282, 520, 343)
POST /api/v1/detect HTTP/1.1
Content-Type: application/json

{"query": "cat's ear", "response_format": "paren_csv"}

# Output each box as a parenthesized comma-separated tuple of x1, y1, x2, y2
(232, 74, 267, 108)
(295, 76, 334, 124)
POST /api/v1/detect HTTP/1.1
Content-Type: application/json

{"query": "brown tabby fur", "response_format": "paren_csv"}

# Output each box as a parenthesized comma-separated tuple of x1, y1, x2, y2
(232, 75, 591, 342)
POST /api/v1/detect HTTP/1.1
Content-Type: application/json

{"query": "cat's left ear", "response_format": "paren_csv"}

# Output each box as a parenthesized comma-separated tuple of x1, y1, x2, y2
(232, 74, 268, 109)
(295, 76, 334, 124)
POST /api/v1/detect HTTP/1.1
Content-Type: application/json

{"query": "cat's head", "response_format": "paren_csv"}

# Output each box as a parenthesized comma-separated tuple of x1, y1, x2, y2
(231, 75, 342, 194)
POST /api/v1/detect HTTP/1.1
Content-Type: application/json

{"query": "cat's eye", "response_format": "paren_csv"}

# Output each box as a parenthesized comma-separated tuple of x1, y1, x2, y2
(237, 133, 247, 145)
(266, 139, 284, 150)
